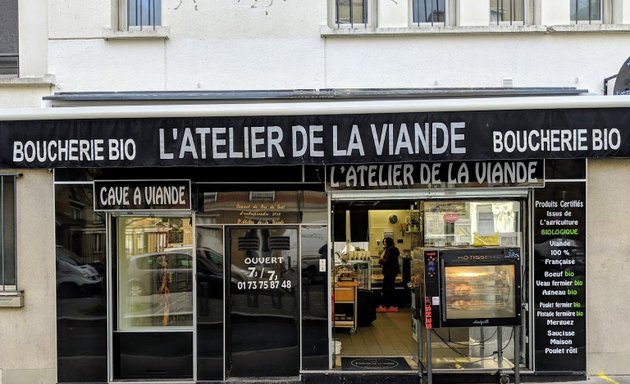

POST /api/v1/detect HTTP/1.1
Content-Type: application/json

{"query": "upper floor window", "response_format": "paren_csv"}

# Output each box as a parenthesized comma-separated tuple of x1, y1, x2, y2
(571, 0, 602, 23)
(118, 0, 161, 30)
(0, 176, 17, 291)
(412, 0, 446, 26)
(490, 0, 524, 25)
(335, 0, 369, 27)
(0, 0, 19, 75)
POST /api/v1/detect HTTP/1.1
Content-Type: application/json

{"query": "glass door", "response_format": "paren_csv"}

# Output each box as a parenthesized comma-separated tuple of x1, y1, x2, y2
(226, 226, 300, 378)
(111, 214, 194, 380)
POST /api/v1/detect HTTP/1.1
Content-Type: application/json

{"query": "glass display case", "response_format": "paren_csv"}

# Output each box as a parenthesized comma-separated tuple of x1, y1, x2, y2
(443, 264, 516, 320)
(370, 255, 405, 288)
(349, 260, 371, 289)
(419, 247, 521, 328)
(334, 259, 371, 289)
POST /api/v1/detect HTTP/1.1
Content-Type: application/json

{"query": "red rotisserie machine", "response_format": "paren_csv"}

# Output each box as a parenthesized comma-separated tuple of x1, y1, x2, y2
(421, 247, 522, 329)
(416, 247, 522, 384)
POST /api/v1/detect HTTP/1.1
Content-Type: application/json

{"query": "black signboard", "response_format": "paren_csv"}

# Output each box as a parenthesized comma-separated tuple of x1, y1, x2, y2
(2, 107, 630, 168)
(94, 180, 191, 211)
(327, 160, 544, 189)
(533, 182, 586, 371)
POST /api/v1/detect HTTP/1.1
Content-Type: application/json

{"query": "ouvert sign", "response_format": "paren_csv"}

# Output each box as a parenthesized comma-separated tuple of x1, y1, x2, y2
(2, 108, 630, 168)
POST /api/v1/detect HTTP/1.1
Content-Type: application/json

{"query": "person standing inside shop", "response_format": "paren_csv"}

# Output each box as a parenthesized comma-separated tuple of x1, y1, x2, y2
(376, 237, 400, 313)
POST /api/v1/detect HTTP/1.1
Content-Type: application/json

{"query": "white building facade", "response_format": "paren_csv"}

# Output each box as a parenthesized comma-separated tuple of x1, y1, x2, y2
(2, 1, 630, 383)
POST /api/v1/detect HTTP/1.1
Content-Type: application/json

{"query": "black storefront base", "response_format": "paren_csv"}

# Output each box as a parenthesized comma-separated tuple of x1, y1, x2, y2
(301, 372, 588, 384)
(198, 380, 302, 384)
(86, 371, 588, 384)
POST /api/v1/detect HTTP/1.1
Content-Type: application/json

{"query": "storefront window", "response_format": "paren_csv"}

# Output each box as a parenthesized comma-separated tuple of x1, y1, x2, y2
(197, 190, 327, 225)
(301, 225, 329, 370)
(423, 200, 521, 248)
(55, 184, 107, 382)
(117, 216, 193, 330)
(196, 226, 224, 380)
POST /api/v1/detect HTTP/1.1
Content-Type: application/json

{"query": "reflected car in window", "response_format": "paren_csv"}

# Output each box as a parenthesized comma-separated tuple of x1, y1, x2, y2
(56, 245, 103, 298)
(196, 246, 249, 290)
(126, 250, 193, 297)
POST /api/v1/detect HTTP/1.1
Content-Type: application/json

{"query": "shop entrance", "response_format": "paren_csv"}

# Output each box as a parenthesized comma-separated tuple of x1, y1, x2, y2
(225, 226, 300, 378)
(331, 197, 526, 372)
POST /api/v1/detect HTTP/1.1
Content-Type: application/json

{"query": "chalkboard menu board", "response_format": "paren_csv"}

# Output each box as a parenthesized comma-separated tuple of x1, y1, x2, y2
(533, 182, 586, 371)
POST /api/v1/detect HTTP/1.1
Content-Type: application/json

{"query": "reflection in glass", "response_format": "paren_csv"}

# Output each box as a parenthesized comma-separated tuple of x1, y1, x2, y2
(56, 245, 103, 297)
(117, 216, 193, 330)
(228, 227, 300, 377)
(490, 0, 524, 24)
(412, 0, 445, 24)
(128, 0, 161, 27)
(301, 226, 329, 370)
(570, 0, 601, 22)
(196, 226, 225, 380)
(336, 0, 368, 26)
(197, 190, 327, 225)
(55, 184, 107, 382)
(423, 200, 521, 247)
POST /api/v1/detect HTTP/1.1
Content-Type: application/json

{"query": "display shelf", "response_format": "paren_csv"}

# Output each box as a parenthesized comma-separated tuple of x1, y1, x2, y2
(334, 281, 358, 334)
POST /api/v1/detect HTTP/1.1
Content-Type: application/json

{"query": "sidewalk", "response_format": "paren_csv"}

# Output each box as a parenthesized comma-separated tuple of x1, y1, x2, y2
(520, 373, 630, 384)
(530, 376, 630, 384)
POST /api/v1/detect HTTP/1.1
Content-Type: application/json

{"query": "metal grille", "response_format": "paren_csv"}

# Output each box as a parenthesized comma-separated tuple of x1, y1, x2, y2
(0, 176, 17, 291)
(238, 237, 260, 251)
(249, 191, 275, 202)
(491, 0, 524, 25)
(0, 53, 18, 76)
(268, 237, 291, 251)
(335, 0, 368, 27)
(127, 0, 161, 29)
(571, 0, 602, 23)
(412, 0, 446, 26)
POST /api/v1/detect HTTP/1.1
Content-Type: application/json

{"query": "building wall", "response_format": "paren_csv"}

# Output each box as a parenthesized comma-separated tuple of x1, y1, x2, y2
(0, 85, 51, 108)
(42, 0, 630, 94)
(0, 170, 56, 384)
(0, 0, 51, 108)
(17, 0, 48, 77)
(587, 159, 630, 375)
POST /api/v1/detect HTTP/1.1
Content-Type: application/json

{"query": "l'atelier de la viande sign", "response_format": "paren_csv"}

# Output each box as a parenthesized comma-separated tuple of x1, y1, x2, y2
(2, 108, 630, 168)
(327, 160, 545, 189)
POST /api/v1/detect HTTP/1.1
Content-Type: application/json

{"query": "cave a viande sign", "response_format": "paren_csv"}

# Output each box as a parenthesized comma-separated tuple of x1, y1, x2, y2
(2, 108, 630, 168)
(94, 180, 191, 211)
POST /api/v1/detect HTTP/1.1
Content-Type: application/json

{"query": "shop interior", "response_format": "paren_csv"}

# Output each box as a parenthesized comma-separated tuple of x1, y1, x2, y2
(331, 198, 524, 371)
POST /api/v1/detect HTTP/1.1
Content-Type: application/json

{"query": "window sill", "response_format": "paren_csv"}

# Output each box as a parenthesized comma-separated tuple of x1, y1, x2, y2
(0, 74, 55, 88)
(320, 23, 630, 37)
(103, 27, 170, 40)
(546, 24, 630, 33)
(0, 291, 24, 308)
